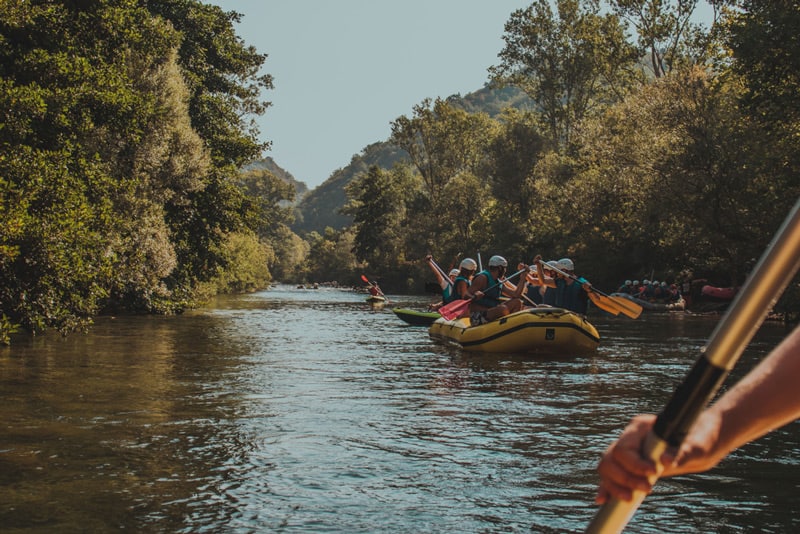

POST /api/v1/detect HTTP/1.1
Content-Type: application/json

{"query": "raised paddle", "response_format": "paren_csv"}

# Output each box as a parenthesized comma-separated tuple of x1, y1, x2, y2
(539, 260, 642, 319)
(586, 197, 800, 533)
(438, 267, 527, 321)
(427, 256, 454, 288)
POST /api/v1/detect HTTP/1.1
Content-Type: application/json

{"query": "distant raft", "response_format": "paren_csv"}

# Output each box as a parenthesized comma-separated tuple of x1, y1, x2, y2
(611, 292, 686, 312)
(428, 307, 600, 355)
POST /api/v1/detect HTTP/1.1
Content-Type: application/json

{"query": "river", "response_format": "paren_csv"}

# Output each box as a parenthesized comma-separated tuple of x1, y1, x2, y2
(1, 285, 798, 533)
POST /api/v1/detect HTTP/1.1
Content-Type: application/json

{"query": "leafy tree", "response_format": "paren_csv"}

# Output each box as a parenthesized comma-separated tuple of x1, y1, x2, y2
(390, 98, 497, 208)
(0, 0, 274, 342)
(215, 230, 273, 293)
(490, 0, 641, 147)
(343, 165, 422, 276)
(267, 225, 309, 283)
(303, 227, 359, 286)
(608, 0, 712, 77)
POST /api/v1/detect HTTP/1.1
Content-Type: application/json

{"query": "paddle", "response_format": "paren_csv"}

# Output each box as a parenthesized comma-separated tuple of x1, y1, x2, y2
(438, 267, 527, 321)
(427, 256, 454, 288)
(539, 260, 642, 319)
(586, 198, 800, 533)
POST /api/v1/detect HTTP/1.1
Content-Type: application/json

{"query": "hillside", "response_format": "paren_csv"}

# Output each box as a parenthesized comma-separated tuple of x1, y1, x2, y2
(290, 84, 534, 235)
(290, 142, 410, 235)
(243, 156, 309, 201)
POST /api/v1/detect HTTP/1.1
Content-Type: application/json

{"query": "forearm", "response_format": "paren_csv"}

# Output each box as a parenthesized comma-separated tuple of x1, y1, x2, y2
(710, 326, 800, 458)
(672, 326, 800, 475)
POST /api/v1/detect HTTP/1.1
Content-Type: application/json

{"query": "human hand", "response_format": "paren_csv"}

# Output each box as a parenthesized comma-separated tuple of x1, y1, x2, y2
(595, 415, 663, 504)
(595, 410, 724, 505)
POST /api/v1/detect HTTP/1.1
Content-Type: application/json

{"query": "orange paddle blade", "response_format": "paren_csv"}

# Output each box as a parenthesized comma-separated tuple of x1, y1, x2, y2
(438, 299, 470, 321)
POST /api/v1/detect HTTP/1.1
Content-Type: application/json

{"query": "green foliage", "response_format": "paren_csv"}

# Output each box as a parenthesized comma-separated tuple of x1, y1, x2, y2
(343, 165, 421, 272)
(302, 227, 360, 286)
(338, 1, 800, 304)
(609, 0, 711, 77)
(390, 98, 497, 208)
(215, 230, 273, 293)
(292, 142, 410, 235)
(490, 0, 642, 146)
(0, 0, 276, 340)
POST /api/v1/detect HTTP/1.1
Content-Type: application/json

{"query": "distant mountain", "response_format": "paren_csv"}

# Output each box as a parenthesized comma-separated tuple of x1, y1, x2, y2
(291, 142, 410, 235)
(446, 84, 535, 117)
(290, 85, 534, 235)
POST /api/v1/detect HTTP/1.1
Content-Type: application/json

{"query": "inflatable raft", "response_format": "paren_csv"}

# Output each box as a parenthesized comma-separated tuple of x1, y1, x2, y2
(428, 307, 600, 355)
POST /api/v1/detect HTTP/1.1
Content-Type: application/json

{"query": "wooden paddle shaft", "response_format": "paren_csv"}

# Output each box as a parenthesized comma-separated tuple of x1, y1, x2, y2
(586, 197, 800, 533)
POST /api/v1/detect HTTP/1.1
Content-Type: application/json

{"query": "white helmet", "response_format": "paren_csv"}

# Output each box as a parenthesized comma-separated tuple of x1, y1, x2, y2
(449, 269, 460, 276)
(558, 258, 574, 271)
(459, 258, 477, 271)
(488, 255, 508, 267)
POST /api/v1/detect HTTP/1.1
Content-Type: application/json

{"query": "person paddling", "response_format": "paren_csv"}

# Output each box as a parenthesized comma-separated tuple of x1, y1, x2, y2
(464, 255, 526, 326)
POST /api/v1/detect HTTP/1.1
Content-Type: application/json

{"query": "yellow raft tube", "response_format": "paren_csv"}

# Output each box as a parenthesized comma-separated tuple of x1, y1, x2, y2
(428, 307, 600, 355)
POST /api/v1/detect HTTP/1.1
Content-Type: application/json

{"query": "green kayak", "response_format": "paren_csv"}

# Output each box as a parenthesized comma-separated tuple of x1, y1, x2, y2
(392, 308, 441, 326)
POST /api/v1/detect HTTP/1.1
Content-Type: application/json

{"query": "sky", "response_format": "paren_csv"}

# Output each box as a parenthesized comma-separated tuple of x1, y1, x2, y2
(209, 1, 532, 188)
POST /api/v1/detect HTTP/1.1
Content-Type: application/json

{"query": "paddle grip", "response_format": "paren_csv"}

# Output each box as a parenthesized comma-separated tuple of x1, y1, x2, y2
(653, 354, 728, 446)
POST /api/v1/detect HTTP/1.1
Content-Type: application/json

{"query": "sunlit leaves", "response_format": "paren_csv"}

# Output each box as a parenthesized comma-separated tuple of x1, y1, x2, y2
(490, 0, 641, 146)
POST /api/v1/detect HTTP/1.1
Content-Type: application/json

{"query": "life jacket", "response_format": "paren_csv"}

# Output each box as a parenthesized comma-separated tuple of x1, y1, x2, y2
(471, 270, 501, 308)
(555, 278, 589, 314)
(444, 275, 471, 304)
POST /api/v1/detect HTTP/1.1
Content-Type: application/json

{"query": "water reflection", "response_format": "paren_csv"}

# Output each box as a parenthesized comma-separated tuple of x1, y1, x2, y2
(0, 286, 798, 532)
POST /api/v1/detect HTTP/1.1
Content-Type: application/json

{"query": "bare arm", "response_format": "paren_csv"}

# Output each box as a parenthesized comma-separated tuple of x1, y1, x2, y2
(596, 324, 800, 504)
(426, 255, 448, 290)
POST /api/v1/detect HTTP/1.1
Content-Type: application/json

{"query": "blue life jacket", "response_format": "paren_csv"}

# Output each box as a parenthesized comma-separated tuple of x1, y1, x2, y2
(444, 275, 471, 304)
(472, 270, 501, 308)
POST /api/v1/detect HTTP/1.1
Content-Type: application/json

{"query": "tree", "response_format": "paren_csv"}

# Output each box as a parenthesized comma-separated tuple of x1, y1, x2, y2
(490, 0, 641, 147)
(390, 98, 497, 208)
(0, 0, 274, 341)
(608, 0, 714, 78)
(342, 165, 421, 274)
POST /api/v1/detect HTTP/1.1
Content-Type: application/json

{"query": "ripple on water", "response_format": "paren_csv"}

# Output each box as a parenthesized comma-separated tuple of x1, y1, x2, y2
(1, 287, 797, 532)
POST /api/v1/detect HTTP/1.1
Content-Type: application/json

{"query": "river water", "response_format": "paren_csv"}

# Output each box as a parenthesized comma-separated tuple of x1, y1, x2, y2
(1, 285, 798, 533)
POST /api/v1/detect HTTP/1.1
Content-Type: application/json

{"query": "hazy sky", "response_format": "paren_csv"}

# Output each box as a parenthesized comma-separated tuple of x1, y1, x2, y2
(209, 1, 531, 188)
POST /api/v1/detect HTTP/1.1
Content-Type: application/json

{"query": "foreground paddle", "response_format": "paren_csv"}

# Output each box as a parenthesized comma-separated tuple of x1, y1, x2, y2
(438, 267, 526, 321)
(539, 261, 642, 319)
(586, 198, 800, 533)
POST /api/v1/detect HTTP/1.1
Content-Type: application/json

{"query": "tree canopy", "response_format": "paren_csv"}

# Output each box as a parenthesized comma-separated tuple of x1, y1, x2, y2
(0, 0, 284, 343)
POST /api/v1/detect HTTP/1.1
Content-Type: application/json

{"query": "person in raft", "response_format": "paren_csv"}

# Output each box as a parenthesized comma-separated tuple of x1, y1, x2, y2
(464, 255, 526, 326)
(426, 256, 476, 310)
(594, 324, 800, 506)
(538, 257, 592, 314)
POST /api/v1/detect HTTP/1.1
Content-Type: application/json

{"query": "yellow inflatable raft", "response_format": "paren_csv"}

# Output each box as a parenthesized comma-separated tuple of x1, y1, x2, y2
(428, 307, 600, 355)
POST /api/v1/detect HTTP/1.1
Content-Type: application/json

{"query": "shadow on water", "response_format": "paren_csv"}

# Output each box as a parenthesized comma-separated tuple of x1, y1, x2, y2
(1, 285, 798, 532)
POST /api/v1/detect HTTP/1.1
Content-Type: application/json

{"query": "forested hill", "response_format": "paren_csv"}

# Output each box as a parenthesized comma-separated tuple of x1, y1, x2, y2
(290, 142, 410, 234)
(291, 85, 534, 235)
(244, 157, 308, 201)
